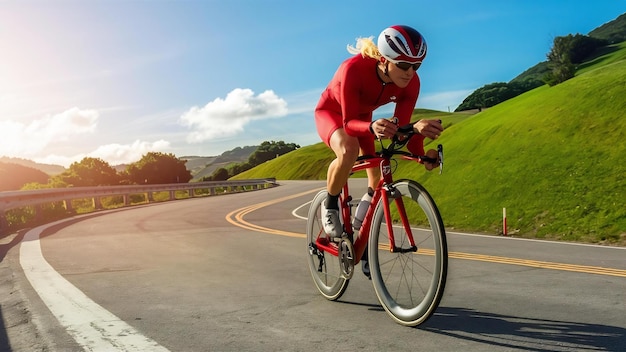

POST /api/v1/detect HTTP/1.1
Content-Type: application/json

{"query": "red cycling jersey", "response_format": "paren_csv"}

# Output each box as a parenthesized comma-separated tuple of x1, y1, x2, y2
(315, 54, 425, 156)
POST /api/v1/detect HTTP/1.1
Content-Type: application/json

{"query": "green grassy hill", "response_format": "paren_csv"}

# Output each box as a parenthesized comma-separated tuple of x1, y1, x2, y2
(234, 43, 626, 245)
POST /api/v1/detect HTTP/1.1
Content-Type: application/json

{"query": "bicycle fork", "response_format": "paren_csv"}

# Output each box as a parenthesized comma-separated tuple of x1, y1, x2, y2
(382, 184, 418, 253)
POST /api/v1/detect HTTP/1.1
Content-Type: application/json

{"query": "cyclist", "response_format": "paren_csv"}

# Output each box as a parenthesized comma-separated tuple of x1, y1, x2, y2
(315, 24, 444, 241)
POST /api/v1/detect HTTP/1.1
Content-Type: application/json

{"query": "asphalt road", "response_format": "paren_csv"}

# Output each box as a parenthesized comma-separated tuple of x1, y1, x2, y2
(2, 180, 625, 351)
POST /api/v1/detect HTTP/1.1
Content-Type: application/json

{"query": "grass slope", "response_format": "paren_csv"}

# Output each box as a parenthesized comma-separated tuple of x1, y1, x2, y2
(235, 45, 626, 245)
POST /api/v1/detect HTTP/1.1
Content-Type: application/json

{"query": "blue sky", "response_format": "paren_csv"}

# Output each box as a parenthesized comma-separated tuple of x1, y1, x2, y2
(1, 1, 624, 167)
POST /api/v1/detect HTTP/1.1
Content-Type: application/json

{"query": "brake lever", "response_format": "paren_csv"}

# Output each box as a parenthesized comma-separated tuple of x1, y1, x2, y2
(437, 144, 444, 174)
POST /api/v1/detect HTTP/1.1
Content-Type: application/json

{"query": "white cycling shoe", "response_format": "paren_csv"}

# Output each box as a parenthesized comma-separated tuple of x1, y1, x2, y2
(321, 203, 342, 238)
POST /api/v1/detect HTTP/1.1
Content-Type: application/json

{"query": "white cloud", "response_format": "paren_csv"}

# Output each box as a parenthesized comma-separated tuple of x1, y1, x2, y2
(88, 139, 172, 165)
(0, 107, 98, 156)
(34, 139, 172, 168)
(180, 88, 288, 143)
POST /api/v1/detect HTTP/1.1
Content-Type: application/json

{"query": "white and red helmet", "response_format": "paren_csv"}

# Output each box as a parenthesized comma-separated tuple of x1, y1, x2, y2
(377, 25, 427, 64)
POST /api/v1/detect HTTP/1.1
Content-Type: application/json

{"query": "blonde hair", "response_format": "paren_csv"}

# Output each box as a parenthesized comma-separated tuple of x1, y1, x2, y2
(346, 36, 381, 60)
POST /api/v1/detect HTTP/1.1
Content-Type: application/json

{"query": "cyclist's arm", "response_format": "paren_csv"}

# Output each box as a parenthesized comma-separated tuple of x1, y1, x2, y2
(412, 119, 443, 140)
(341, 62, 373, 137)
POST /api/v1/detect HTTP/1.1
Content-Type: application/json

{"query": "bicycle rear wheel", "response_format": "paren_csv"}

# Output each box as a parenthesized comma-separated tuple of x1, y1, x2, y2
(306, 190, 349, 300)
(369, 180, 447, 326)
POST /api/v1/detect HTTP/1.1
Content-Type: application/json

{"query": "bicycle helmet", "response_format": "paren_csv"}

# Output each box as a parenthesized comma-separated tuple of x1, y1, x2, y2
(377, 25, 427, 63)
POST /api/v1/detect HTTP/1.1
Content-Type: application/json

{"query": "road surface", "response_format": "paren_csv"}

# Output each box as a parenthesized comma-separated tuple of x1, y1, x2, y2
(1, 180, 625, 351)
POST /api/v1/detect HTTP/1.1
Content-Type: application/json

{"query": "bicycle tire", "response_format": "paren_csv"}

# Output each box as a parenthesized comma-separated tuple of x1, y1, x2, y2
(306, 190, 349, 300)
(368, 180, 447, 326)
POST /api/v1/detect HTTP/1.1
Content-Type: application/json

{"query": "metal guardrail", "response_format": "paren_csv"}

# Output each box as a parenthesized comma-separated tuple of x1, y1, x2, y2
(0, 178, 277, 234)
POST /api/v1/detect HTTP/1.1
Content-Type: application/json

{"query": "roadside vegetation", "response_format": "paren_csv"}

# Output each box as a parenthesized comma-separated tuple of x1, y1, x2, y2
(0, 142, 297, 232)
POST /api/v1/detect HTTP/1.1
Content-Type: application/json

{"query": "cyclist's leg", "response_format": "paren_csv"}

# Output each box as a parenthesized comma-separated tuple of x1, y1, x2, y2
(327, 128, 359, 196)
(360, 165, 381, 279)
(321, 128, 359, 237)
(316, 110, 358, 237)
(360, 139, 379, 279)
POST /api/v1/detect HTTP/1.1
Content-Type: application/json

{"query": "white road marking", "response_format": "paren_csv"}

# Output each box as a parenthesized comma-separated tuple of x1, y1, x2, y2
(19, 218, 170, 352)
(292, 202, 626, 250)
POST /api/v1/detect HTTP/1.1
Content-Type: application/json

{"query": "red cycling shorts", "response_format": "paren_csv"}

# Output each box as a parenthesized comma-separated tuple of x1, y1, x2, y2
(315, 109, 376, 156)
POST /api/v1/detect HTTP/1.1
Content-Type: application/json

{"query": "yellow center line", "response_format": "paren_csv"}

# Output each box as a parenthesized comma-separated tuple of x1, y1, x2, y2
(447, 252, 626, 277)
(225, 188, 319, 238)
(226, 189, 626, 278)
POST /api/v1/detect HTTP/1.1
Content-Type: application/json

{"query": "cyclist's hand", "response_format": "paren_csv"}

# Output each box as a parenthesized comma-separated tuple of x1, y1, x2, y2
(424, 149, 439, 171)
(370, 117, 398, 140)
(413, 119, 443, 140)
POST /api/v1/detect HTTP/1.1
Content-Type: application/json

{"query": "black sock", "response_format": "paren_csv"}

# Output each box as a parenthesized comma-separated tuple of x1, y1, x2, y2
(325, 192, 339, 210)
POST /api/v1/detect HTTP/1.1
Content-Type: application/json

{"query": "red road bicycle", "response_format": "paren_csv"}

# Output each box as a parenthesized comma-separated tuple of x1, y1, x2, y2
(306, 125, 447, 326)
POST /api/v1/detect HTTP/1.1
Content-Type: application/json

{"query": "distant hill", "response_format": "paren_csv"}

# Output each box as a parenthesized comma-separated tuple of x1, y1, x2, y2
(182, 145, 257, 181)
(0, 162, 50, 191)
(0, 144, 258, 186)
(0, 156, 65, 175)
(181, 155, 218, 174)
(510, 61, 551, 86)
(181, 156, 219, 181)
(589, 13, 626, 43)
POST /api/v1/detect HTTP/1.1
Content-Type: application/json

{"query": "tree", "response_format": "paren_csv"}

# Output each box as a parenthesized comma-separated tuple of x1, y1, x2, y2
(543, 34, 607, 86)
(210, 167, 229, 181)
(544, 52, 575, 86)
(125, 152, 192, 184)
(53, 157, 120, 187)
(248, 141, 300, 166)
(229, 162, 252, 176)
(567, 34, 607, 64)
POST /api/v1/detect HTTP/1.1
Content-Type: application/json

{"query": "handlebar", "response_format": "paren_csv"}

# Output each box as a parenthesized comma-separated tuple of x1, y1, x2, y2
(359, 120, 444, 174)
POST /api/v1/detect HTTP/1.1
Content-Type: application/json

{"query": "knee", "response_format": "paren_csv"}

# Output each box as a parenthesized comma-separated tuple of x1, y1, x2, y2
(330, 129, 360, 161)
(338, 139, 359, 161)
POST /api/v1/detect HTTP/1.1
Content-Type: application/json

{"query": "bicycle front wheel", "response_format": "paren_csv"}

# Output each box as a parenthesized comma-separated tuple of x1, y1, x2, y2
(306, 190, 349, 300)
(369, 180, 447, 326)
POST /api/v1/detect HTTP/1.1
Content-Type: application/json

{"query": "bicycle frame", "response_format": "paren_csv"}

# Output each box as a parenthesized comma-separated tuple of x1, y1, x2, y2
(313, 120, 443, 263)
(314, 153, 418, 265)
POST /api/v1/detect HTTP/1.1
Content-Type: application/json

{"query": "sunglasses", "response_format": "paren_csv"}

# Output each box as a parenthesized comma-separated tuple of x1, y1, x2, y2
(395, 61, 422, 71)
